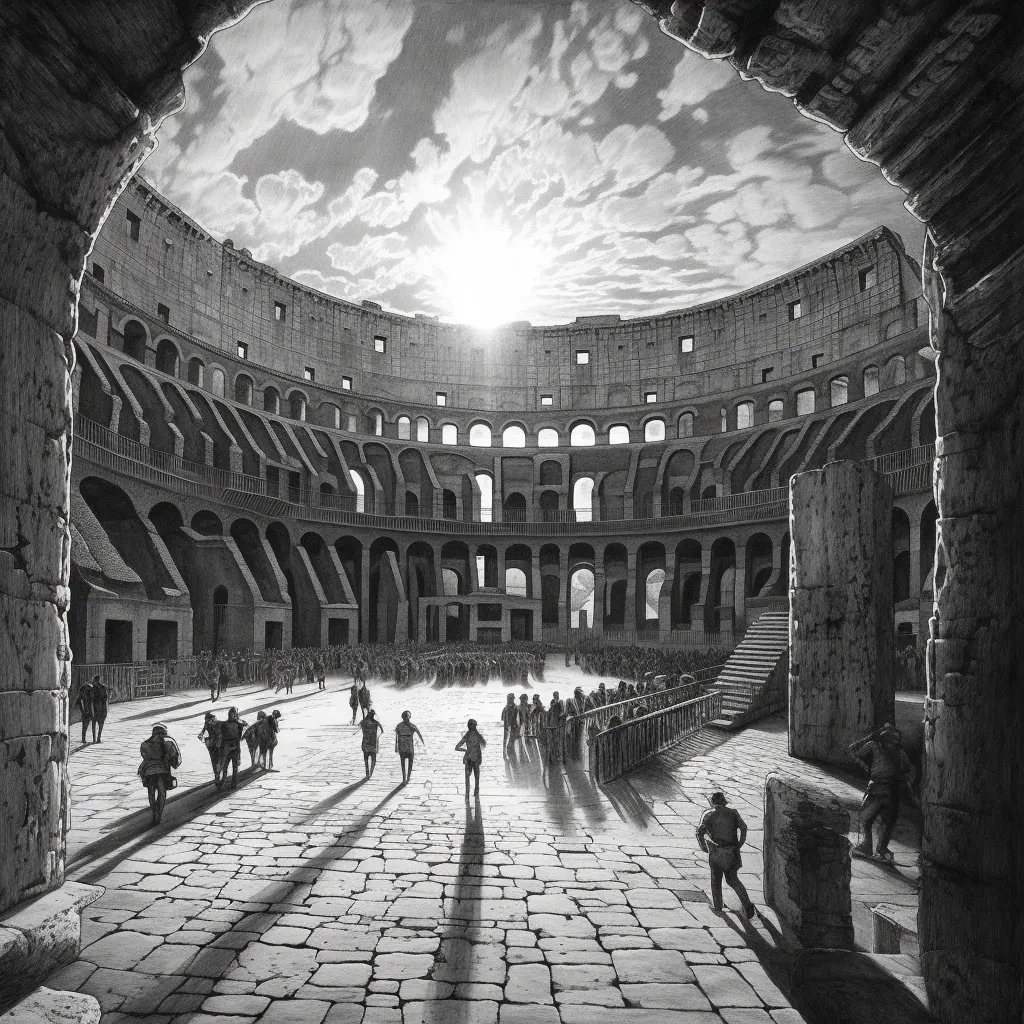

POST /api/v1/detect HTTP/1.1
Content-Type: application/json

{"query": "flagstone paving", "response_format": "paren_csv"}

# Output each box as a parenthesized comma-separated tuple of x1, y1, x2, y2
(48, 658, 921, 1023)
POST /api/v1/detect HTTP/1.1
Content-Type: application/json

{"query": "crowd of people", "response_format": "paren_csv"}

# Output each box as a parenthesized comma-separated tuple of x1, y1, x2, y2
(572, 643, 730, 683)
(896, 643, 926, 691)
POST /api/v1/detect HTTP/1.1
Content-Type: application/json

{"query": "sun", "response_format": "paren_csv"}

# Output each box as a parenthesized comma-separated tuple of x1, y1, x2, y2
(427, 206, 548, 328)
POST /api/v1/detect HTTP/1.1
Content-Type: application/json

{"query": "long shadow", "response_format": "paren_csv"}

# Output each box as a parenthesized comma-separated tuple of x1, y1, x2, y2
(68, 768, 263, 883)
(156, 687, 327, 726)
(422, 795, 485, 1023)
(299, 776, 370, 823)
(563, 762, 609, 828)
(116, 686, 265, 722)
(599, 776, 655, 830)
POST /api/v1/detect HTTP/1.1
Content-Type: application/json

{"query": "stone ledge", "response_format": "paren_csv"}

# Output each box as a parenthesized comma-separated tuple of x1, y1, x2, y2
(0, 987, 100, 1024)
(0, 883, 102, 1014)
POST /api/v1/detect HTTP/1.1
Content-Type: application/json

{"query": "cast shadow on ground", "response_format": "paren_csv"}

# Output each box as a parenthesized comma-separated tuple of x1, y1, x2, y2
(116, 686, 266, 722)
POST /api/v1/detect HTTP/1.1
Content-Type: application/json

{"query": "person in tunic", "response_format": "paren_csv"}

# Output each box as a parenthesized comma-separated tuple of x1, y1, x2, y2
(394, 710, 425, 784)
(847, 723, 915, 862)
(696, 791, 757, 918)
(138, 723, 180, 825)
(517, 694, 532, 740)
(198, 711, 223, 786)
(360, 709, 384, 777)
(242, 712, 264, 767)
(90, 676, 109, 743)
(218, 707, 246, 790)
(76, 679, 94, 746)
(349, 680, 361, 724)
(358, 680, 373, 718)
(529, 694, 546, 746)
(256, 709, 282, 769)
(455, 719, 486, 798)
(501, 694, 520, 756)
(545, 692, 566, 767)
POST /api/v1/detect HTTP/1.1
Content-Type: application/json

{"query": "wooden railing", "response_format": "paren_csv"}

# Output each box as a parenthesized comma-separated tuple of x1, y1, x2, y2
(575, 679, 707, 737)
(589, 691, 723, 783)
(69, 657, 202, 717)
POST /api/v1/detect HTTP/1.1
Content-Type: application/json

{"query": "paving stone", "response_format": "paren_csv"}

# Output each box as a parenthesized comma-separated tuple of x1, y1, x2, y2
(403, 1000, 499, 1023)
(505, 964, 553, 1003)
(613, 948, 694, 984)
(310, 962, 373, 987)
(692, 965, 763, 1007)
(79, 931, 163, 970)
(721, 1011, 776, 1023)
(201, 994, 271, 1014)
(259, 1001, 331, 1024)
(373, 953, 437, 980)
(619, 983, 713, 1010)
(649, 928, 720, 953)
(558, 1010, 721, 1023)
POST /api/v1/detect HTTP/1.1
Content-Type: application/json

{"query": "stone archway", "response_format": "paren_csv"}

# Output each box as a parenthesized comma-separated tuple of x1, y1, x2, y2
(0, 4, 1021, 1019)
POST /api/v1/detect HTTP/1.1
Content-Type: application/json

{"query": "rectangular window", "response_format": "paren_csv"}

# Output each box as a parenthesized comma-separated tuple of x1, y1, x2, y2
(346, 414, 357, 432)
(374, 335, 387, 353)
(811, 353, 824, 368)
(645, 392, 657, 404)
(859, 266, 877, 291)
(761, 366, 774, 383)
(540, 394, 553, 407)
(126, 210, 141, 241)
(679, 334, 694, 353)
(788, 299, 802, 321)
(157, 303, 170, 324)
(575, 350, 590, 364)
(342, 376, 352, 390)
(304, 367, 315, 382)
(92, 263, 105, 283)
(237, 342, 248, 360)
(274, 301, 286, 322)
(436, 392, 447, 406)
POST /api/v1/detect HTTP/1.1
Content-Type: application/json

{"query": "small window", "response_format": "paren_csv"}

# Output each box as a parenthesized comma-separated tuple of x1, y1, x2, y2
(644, 419, 665, 442)
(397, 416, 411, 440)
(469, 423, 492, 447)
(126, 210, 141, 241)
(645, 392, 657, 404)
(736, 402, 754, 430)
(538, 428, 559, 448)
(540, 394, 553, 407)
(416, 417, 429, 442)
(678, 412, 694, 438)
(304, 367, 315, 382)
(502, 426, 526, 448)
(237, 342, 248, 360)
(830, 376, 849, 407)
(346, 414, 357, 432)
(157, 303, 170, 324)
(768, 400, 784, 422)
(796, 388, 816, 416)
(761, 367, 774, 383)
(788, 299, 802, 321)
(679, 335, 694, 353)
(609, 425, 630, 445)
(441, 424, 458, 445)
(720, 407, 728, 433)
(342, 376, 352, 390)
(863, 365, 880, 397)
(575, 350, 590, 365)
(374, 335, 387, 354)
(92, 263, 105, 283)
(436, 392, 447, 406)
(570, 423, 595, 447)
(274, 301, 286, 322)
(373, 412, 383, 436)
(859, 266, 876, 291)
(812, 353, 824, 368)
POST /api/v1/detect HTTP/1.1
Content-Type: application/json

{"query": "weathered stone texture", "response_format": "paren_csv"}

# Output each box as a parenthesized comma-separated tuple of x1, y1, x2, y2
(789, 461, 895, 764)
(763, 774, 854, 950)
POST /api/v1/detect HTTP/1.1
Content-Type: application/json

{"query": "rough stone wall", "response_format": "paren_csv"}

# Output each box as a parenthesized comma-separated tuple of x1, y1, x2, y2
(763, 773, 854, 950)
(789, 461, 895, 763)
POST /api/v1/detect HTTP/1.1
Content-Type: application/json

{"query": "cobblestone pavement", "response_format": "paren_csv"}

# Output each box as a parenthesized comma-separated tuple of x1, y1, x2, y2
(50, 658, 921, 1024)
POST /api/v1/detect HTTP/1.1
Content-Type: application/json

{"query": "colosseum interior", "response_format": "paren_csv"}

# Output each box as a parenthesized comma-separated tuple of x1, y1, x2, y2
(0, 2, 1021, 1023)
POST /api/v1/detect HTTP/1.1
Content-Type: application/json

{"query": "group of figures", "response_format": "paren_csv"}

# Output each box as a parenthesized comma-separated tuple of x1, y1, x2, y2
(196, 649, 327, 701)
(573, 643, 728, 683)
(74, 675, 110, 744)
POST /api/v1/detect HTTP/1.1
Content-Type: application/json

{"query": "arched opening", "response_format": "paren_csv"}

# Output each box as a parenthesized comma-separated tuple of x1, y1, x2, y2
(503, 492, 527, 522)
(609, 424, 630, 444)
(263, 386, 280, 414)
(405, 490, 419, 517)
(372, 411, 383, 436)
(569, 567, 595, 630)
(678, 412, 694, 437)
(210, 366, 225, 397)
(921, 500, 938, 594)
(350, 469, 366, 513)
(441, 424, 458, 445)
(212, 585, 228, 653)
(747, 533, 774, 596)
(886, 354, 907, 388)
(864, 365, 880, 397)
(502, 425, 526, 448)
(235, 374, 254, 404)
(539, 490, 560, 522)
(505, 567, 527, 597)
(537, 427, 559, 447)
(397, 415, 411, 440)
(539, 460, 562, 486)
(644, 568, 665, 624)
(673, 539, 702, 628)
(122, 319, 146, 361)
(736, 402, 754, 430)
(442, 488, 457, 520)
(572, 476, 594, 522)
(469, 422, 492, 447)
(416, 416, 429, 442)
(644, 418, 665, 442)
(893, 507, 912, 603)
(720, 407, 728, 432)
(475, 473, 492, 522)
(768, 399, 784, 421)
(155, 338, 179, 376)
(323, 403, 341, 428)
(288, 391, 306, 420)
(796, 388, 816, 415)
(191, 510, 223, 536)
(570, 422, 595, 446)
(830, 375, 849, 407)
(187, 356, 205, 387)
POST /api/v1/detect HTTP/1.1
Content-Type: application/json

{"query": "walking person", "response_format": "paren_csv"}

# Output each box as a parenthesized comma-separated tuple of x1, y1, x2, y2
(349, 680, 361, 724)
(847, 722, 915, 863)
(696, 791, 757, 919)
(394, 710, 425, 784)
(138, 723, 181, 826)
(198, 711, 224, 786)
(90, 675, 109, 743)
(358, 679, 373, 720)
(256, 709, 282, 769)
(218, 706, 246, 790)
(501, 694, 520, 757)
(76, 678, 95, 746)
(242, 712, 264, 767)
(455, 719, 486, 799)
(360, 709, 384, 777)
(545, 692, 565, 767)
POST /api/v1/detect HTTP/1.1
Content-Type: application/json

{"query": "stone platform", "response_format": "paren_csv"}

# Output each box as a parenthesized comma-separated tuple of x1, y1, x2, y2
(47, 658, 923, 1023)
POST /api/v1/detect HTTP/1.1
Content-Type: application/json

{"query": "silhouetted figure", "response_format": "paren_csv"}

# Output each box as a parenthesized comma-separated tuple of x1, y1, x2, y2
(243, 711, 265, 767)
(456, 719, 486, 798)
(358, 680, 372, 718)
(501, 694, 520, 756)
(848, 722, 914, 863)
(138, 723, 180, 825)
(91, 676, 108, 743)
(219, 706, 245, 789)
(256, 709, 281, 768)
(395, 710, 425, 784)
(76, 679, 94, 745)
(349, 680, 361, 724)
(697, 791, 756, 919)
(361, 709, 384, 776)
(198, 711, 224, 786)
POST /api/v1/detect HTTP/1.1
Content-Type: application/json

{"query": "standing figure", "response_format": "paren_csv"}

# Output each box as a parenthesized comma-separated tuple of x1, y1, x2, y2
(138, 723, 181, 825)
(517, 694, 532, 740)
(76, 678, 95, 746)
(847, 723, 914, 863)
(243, 711, 265, 767)
(544, 692, 565, 767)
(91, 677, 109, 743)
(198, 711, 224, 786)
(257, 709, 282, 768)
(316, 657, 327, 691)
(455, 719, 486, 798)
(360, 709, 384, 777)
(218, 707, 245, 790)
(394, 710, 425, 784)
(529, 694, 546, 746)
(565, 686, 586, 761)
(349, 680, 361, 724)
(358, 680, 373, 719)
(501, 694, 520, 756)
(696, 791, 757, 918)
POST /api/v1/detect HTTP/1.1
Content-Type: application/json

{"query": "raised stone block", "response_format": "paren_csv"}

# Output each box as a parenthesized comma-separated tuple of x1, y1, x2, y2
(789, 461, 895, 765)
(0, 987, 100, 1024)
(763, 774, 854, 950)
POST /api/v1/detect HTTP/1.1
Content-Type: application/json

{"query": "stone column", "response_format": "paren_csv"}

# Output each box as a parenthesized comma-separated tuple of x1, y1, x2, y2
(359, 558, 371, 643)
(623, 549, 637, 631)
(789, 461, 895, 764)
(592, 567, 606, 637)
(733, 540, 747, 635)
(557, 549, 568, 632)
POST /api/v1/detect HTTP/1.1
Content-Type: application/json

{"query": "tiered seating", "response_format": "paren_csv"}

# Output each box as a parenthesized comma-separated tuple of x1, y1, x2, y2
(708, 611, 789, 730)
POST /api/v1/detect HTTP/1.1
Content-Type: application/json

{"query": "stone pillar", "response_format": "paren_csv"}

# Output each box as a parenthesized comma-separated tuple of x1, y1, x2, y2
(359, 558, 371, 643)
(733, 541, 747, 635)
(789, 461, 895, 764)
(557, 549, 568, 632)
(592, 567, 606, 637)
(623, 549, 637, 631)
(763, 774, 854, 950)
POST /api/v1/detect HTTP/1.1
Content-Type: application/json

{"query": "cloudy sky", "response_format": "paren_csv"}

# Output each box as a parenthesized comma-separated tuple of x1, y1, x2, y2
(146, 0, 924, 327)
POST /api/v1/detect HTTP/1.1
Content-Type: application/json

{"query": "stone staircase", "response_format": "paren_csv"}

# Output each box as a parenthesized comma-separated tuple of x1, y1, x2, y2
(708, 610, 789, 730)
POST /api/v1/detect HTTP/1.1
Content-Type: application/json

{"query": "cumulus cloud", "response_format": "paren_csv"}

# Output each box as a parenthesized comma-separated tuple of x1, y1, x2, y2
(657, 50, 735, 121)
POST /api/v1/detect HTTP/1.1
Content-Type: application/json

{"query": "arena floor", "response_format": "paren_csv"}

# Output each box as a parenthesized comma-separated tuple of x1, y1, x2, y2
(51, 658, 922, 1023)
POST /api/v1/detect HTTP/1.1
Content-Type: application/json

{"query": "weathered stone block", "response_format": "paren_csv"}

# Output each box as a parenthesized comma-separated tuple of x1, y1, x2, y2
(763, 774, 854, 950)
(789, 461, 895, 764)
